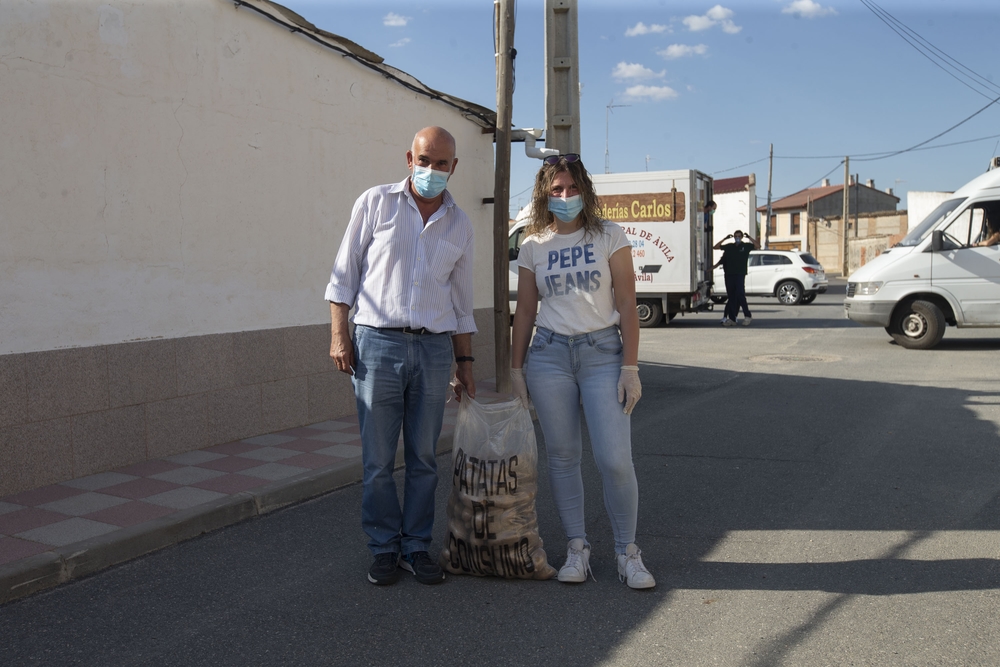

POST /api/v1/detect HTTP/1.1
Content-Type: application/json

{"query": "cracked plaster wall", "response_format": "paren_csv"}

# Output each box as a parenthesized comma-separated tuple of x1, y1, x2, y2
(0, 0, 497, 356)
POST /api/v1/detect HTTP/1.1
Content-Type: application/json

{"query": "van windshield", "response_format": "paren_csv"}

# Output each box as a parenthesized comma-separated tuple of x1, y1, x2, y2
(896, 198, 964, 247)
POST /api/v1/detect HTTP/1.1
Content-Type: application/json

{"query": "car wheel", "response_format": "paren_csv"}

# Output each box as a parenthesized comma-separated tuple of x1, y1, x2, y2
(776, 280, 802, 305)
(889, 299, 945, 349)
(636, 299, 663, 328)
(800, 293, 817, 305)
(710, 295, 728, 304)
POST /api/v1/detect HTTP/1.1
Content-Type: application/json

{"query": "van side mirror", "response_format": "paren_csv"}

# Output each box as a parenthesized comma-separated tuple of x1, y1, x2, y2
(931, 229, 943, 252)
(508, 247, 519, 261)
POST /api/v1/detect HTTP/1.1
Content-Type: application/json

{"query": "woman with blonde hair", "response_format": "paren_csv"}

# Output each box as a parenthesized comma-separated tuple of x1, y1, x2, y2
(509, 153, 655, 589)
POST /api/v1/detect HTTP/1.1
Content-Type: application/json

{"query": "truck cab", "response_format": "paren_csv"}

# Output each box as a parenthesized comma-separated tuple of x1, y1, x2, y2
(844, 163, 1000, 349)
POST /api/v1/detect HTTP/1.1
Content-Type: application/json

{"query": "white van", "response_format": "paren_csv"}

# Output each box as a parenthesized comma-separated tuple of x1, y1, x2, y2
(844, 162, 1000, 349)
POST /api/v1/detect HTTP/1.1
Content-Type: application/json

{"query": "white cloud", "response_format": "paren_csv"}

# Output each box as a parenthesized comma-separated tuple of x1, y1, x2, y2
(612, 62, 666, 81)
(624, 84, 679, 102)
(683, 5, 741, 34)
(383, 12, 411, 27)
(657, 44, 708, 59)
(389, 37, 410, 48)
(625, 21, 669, 37)
(782, 0, 838, 19)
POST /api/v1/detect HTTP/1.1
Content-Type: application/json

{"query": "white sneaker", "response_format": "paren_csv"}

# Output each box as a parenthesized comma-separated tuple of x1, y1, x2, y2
(617, 543, 655, 589)
(720, 316, 728, 325)
(722, 319, 736, 327)
(557, 538, 592, 583)
(741, 316, 752, 326)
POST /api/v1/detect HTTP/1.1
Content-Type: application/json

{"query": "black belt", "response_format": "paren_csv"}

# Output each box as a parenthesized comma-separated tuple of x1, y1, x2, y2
(378, 326, 436, 335)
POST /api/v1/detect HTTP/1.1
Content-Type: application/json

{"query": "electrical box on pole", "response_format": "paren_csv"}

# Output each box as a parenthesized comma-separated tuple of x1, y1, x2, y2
(545, 0, 581, 154)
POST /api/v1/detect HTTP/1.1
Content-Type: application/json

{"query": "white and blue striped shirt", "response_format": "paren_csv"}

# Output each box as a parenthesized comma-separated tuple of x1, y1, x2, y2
(325, 177, 477, 335)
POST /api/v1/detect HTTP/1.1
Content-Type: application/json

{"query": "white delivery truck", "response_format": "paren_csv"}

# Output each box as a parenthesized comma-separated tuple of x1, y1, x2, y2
(508, 169, 715, 327)
(844, 160, 1000, 349)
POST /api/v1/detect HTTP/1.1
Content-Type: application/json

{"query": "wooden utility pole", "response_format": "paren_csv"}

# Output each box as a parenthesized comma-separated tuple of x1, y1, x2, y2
(764, 143, 773, 249)
(842, 157, 850, 276)
(493, 0, 515, 394)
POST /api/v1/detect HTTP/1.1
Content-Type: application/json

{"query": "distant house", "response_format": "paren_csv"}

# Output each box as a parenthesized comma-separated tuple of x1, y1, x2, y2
(758, 178, 901, 260)
(711, 174, 757, 264)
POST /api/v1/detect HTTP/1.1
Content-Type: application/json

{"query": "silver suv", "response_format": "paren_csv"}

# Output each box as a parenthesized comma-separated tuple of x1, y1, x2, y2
(712, 250, 828, 305)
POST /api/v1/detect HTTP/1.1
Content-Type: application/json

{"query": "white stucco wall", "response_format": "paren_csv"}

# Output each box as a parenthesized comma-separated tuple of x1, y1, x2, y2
(0, 0, 496, 355)
(906, 191, 953, 232)
(711, 181, 756, 263)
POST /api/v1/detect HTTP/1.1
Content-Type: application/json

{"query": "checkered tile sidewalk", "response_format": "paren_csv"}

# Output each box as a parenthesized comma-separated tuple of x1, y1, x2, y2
(0, 383, 504, 570)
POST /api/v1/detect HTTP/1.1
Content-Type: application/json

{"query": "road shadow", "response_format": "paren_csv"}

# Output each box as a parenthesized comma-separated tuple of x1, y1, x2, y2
(3, 363, 1000, 666)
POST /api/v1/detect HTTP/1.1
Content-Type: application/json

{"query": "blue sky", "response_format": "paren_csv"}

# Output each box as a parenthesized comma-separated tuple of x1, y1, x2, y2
(278, 1, 1000, 220)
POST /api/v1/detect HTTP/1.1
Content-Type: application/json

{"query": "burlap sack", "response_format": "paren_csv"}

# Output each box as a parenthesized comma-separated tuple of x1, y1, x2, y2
(439, 397, 556, 580)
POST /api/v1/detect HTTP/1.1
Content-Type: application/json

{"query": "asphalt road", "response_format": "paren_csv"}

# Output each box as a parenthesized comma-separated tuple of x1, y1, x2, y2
(4, 280, 1000, 666)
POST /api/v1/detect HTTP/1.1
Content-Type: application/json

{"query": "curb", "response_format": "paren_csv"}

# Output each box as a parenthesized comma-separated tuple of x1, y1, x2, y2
(0, 429, 458, 606)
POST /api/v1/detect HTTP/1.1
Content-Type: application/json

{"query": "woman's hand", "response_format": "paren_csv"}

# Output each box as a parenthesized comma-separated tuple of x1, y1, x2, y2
(510, 368, 530, 409)
(617, 366, 642, 415)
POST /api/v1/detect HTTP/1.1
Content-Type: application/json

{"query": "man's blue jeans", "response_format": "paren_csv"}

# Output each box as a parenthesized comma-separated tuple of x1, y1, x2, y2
(524, 325, 639, 555)
(352, 326, 453, 556)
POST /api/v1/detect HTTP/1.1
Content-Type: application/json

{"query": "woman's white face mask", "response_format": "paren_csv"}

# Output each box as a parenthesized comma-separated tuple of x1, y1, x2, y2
(548, 195, 584, 222)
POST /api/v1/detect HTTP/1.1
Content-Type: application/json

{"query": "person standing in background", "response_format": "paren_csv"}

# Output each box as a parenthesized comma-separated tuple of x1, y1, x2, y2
(714, 228, 759, 326)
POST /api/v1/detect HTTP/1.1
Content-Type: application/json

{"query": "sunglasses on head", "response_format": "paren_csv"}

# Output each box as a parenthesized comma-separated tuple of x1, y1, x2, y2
(542, 153, 581, 166)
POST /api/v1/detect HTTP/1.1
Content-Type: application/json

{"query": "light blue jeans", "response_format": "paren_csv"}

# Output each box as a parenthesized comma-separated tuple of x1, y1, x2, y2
(352, 325, 453, 557)
(525, 325, 639, 555)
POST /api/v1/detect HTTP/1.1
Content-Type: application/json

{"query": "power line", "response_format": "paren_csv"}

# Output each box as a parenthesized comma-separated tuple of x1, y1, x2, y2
(713, 130, 1000, 178)
(712, 157, 768, 175)
(801, 161, 846, 191)
(860, 0, 1000, 101)
(854, 93, 1000, 162)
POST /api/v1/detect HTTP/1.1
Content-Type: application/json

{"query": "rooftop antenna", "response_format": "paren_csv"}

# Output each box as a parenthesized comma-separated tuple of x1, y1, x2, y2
(605, 98, 629, 174)
(645, 155, 653, 172)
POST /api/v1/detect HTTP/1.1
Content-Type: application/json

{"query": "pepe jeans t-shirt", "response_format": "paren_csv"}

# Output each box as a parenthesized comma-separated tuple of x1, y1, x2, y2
(517, 220, 631, 336)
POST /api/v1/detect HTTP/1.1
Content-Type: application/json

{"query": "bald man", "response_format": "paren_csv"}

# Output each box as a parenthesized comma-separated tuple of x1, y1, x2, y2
(325, 127, 476, 586)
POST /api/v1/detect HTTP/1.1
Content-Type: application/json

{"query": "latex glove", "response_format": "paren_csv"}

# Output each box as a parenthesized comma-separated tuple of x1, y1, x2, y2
(510, 367, 530, 410)
(617, 366, 642, 415)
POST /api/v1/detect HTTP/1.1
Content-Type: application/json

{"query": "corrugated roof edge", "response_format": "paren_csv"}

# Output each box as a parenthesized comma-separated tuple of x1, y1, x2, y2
(236, 0, 497, 130)
(262, 0, 385, 63)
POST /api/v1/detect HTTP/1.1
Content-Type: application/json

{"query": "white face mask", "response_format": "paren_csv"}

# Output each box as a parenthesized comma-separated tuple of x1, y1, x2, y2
(411, 165, 450, 198)
(734, 236, 744, 243)
(548, 195, 584, 223)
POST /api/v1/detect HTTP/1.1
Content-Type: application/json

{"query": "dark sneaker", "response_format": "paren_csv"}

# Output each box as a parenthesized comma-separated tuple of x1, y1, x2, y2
(400, 551, 445, 585)
(368, 552, 400, 586)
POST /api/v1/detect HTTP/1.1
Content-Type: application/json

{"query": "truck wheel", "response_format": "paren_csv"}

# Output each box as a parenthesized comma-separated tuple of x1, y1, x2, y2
(636, 300, 663, 328)
(889, 300, 945, 349)
(776, 280, 802, 305)
(710, 295, 728, 304)
(800, 293, 817, 305)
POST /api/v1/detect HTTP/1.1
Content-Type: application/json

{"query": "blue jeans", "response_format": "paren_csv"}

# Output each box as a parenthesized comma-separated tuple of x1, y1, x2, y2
(524, 325, 639, 555)
(352, 326, 453, 556)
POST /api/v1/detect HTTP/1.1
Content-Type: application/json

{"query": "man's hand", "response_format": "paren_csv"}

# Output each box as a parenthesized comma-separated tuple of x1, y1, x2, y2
(329, 329, 354, 375)
(329, 302, 354, 375)
(452, 362, 476, 402)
